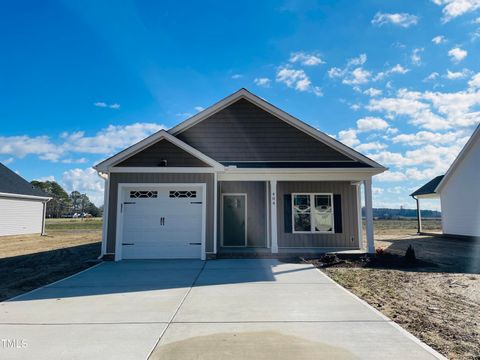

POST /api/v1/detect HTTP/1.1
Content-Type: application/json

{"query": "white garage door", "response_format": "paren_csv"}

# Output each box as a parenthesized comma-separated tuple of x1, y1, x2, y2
(120, 185, 204, 259)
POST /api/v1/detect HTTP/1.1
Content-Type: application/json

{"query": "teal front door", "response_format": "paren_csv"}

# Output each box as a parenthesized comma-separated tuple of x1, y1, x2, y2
(222, 194, 246, 246)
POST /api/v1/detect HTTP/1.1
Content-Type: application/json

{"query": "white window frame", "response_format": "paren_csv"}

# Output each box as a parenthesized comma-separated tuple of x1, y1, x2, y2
(291, 193, 335, 234)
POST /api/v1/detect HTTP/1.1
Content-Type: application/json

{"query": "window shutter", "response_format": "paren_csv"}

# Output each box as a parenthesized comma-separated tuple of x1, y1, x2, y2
(333, 194, 343, 233)
(284, 194, 292, 233)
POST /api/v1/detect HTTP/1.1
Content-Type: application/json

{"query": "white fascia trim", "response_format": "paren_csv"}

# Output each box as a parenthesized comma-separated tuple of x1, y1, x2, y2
(109, 167, 216, 173)
(415, 193, 440, 199)
(221, 167, 385, 176)
(218, 171, 381, 182)
(168, 88, 386, 170)
(435, 123, 480, 193)
(0, 192, 51, 201)
(94, 130, 224, 172)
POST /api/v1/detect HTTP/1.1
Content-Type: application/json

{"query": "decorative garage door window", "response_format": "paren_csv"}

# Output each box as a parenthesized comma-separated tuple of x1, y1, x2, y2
(169, 190, 197, 198)
(129, 190, 158, 198)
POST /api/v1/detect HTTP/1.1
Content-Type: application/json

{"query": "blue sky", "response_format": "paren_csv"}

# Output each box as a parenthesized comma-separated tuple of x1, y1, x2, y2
(1, 0, 480, 207)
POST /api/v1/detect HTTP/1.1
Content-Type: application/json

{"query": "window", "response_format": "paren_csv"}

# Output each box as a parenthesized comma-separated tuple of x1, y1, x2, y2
(169, 190, 197, 198)
(130, 190, 158, 198)
(292, 193, 334, 233)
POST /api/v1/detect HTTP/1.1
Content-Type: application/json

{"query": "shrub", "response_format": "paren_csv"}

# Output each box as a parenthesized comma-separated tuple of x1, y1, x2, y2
(375, 247, 385, 256)
(404, 245, 416, 265)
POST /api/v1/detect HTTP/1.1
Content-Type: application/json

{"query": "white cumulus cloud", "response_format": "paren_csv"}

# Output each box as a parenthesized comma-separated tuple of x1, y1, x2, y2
(254, 77, 271, 87)
(289, 52, 325, 66)
(411, 48, 424, 66)
(276, 67, 322, 96)
(371, 12, 419, 27)
(62, 168, 104, 206)
(433, 0, 480, 22)
(448, 47, 468, 62)
(432, 35, 446, 44)
(445, 69, 472, 79)
(356, 117, 389, 132)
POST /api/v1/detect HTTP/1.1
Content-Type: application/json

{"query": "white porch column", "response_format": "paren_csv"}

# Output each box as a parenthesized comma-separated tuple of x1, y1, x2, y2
(100, 173, 110, 258)
(270, 180, 278, 253)
(355, 183, 363, 250)
(364, 178, 374, 254)
(213, 172, 218, 254)
(415, 197, 422, 234)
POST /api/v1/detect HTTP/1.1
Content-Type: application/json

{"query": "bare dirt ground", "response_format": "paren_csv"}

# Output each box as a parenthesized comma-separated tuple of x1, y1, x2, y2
(319, 219, 480, 360)
(0, 218, 101, 301)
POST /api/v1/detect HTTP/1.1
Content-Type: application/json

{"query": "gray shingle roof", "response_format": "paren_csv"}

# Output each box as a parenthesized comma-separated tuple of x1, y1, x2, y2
(410, 175, 445, 197)
(0, 163, 49, 198)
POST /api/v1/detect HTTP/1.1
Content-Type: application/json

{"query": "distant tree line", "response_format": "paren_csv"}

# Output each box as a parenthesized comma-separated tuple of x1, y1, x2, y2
(30, 180, 102, 218)
(362, 207, 441, 219)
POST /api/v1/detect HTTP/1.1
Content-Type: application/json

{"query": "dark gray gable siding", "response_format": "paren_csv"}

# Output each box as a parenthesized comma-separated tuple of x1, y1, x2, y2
(115, 139, 209, 167)
(176, 98, 357, 163)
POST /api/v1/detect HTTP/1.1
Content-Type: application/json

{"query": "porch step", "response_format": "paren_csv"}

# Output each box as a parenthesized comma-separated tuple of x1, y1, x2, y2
(215, 252, 284, 259)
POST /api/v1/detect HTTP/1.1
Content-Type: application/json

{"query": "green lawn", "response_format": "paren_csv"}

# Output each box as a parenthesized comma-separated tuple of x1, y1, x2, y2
(45, 217, 103, 231)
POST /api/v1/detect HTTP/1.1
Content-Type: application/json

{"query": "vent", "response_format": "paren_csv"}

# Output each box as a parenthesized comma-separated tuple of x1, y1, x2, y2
(130, 190, 158, 198)
(169, 190, 197, 198)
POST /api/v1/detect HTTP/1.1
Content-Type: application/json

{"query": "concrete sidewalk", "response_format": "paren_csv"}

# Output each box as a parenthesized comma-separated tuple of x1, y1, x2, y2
(0, 259, 445, 359)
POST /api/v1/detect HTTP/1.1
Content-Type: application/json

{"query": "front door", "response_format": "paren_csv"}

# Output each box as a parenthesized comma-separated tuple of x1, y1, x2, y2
(222, 194, 246, 247)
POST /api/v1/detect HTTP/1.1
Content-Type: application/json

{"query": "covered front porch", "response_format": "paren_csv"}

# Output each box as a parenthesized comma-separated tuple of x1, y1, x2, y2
(212, 169, 376, 257)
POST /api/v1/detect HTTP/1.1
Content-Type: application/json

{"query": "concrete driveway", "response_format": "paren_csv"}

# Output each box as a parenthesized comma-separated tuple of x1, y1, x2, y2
(0, 260, 444, 359)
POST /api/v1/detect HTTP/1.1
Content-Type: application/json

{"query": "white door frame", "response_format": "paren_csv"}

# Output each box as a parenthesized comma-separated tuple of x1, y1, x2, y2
(115, 183, 207, 261)
(221, 193, 248, 247)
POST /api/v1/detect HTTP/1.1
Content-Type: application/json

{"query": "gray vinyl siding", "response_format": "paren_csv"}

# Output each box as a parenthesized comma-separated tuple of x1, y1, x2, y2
(116, 139, 209, 167)
(176, 98, 357, 163)
(277, 181, 359, 248)
(218, 181, 267, 247)
(106, 173, 214, 254)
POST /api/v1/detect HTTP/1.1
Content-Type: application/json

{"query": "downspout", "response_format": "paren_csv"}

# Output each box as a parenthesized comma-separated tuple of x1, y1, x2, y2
(41, 198, 50, 236)
(97, 171, 109, 259)
(411, 195, 421, 234)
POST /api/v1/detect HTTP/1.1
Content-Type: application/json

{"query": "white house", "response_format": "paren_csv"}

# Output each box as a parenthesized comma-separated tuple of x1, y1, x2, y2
(0, 163, 51, 236)
(411, 124, 480, 238)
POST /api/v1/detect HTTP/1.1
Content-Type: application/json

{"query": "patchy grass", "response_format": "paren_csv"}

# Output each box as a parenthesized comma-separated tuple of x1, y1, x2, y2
(300, 223, 480, 360)
(0, 223, 102, 301)
(372, 218, 442, 236)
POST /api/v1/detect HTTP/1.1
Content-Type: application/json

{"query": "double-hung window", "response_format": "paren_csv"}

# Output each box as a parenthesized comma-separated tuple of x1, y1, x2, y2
(292, 193, 334, 233)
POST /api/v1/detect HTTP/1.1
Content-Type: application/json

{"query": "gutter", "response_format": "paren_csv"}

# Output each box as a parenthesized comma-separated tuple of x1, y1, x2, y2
(0, 191, 51, 201)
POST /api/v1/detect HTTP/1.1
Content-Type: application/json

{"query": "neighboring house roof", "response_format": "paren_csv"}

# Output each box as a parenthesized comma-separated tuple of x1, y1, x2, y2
(435, 123, 480, 193)
(410, 175, 444, 198)
(94, 88, 387, 172)
(0, 163, 50, 199)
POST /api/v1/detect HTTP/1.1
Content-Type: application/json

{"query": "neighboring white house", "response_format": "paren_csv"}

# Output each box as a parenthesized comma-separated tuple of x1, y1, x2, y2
(0, 163, 51, 236)
(411, 124, 480, 238)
